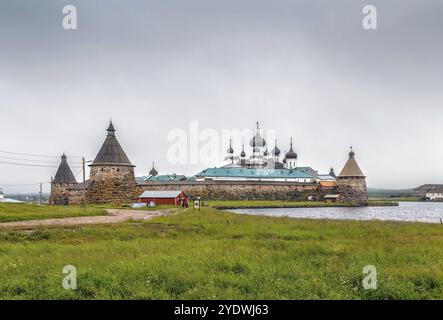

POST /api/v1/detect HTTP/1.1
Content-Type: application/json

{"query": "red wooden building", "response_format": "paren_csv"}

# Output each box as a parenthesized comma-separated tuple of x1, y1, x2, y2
(139, 190, 187, 206)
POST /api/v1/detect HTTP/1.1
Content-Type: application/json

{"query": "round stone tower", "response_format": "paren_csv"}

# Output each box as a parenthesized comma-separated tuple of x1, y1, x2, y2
(336, 147, 368, 204)
(50, 154, 78, 205)
(86, 121, 141, 205)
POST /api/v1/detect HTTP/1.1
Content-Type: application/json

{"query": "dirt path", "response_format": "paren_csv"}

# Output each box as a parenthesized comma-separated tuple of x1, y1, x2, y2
(0, 209, 171, 229)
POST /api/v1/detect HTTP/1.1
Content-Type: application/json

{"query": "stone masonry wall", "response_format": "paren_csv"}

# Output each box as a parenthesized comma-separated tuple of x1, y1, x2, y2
(336, 177, 368, 204)
(86, 166, 142, 205)
(50, 182, 78, 205)
(140, 181, 336, 201)
(67, 189, 85, 206)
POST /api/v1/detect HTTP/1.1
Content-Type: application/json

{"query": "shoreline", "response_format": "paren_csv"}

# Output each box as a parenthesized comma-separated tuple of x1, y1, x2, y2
(211, 201, 398, 210)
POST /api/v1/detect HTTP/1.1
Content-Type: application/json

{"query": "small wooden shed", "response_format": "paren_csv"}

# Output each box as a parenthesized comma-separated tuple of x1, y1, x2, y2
(324, 194, 341, 203)
(139, 190, 187, 206)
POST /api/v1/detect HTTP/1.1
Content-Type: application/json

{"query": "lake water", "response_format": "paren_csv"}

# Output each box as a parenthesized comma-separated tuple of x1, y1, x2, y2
(228, 202, 443, 224)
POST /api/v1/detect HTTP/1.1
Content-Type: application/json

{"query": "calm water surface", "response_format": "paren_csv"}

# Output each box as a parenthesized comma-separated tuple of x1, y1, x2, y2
(229, 202, 443, 224)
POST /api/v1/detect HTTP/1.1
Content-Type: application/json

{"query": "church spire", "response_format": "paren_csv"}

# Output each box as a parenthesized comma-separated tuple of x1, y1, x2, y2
(285, 137, 297, 159)
(249, 121, 266, 148)
(240, 144, 246, 158)
(272, 139, 281, 157)
(107, 121, 116, 137)
(227, 138, 234, 163)
(349, 146, 355, 158)
(149, 162, 158, 177)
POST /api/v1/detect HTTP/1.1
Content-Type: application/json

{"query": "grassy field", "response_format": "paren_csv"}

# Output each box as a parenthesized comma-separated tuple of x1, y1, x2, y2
(0, 205, 441, 299)
(0, 204, 107, 223)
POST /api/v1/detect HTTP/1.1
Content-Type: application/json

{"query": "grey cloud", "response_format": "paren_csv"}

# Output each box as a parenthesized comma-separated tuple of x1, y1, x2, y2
(1, 0, 442, 192)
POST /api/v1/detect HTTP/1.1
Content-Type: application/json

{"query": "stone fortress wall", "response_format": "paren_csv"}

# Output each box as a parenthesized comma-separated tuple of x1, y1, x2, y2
(86, 165, 142, 205)
(139, 181, 337, 201)
(49, 182, 78, 205)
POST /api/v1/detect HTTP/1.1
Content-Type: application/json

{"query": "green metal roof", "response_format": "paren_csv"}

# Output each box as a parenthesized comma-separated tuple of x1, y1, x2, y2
(143, 174, 187, 182)
(195, 167, 315, 179)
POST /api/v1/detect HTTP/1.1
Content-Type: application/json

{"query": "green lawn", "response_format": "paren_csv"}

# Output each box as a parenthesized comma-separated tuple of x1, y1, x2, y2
(0, 206, 441, 299)
(0, 203, 107, 222)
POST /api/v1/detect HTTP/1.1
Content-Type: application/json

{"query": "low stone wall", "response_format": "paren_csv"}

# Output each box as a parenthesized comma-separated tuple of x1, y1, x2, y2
(139, 181, 336, 201)
(67, 189, 85, 206)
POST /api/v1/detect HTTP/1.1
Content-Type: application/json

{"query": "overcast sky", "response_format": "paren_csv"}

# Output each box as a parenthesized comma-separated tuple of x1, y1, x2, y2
(1, 0, 442, 193)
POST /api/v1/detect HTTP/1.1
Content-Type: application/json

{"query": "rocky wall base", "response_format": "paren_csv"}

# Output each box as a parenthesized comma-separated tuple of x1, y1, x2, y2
(337, 177, 368, 204)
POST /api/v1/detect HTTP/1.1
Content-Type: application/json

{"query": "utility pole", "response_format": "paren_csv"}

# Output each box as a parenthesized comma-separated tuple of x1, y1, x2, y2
(82, 157, 86, 212)
(39, 182, 42, 206)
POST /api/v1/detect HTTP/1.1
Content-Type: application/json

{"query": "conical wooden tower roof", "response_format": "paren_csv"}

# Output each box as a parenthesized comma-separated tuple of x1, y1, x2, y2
(338, 148, 365, 177)
(53, 154, 77, 183)
(90, 121, 134, 167)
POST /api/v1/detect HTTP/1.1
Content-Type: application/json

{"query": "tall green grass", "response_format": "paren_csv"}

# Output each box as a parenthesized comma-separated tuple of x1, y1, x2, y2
(0, 204, 107, 222)
(0, 207, 441, 299)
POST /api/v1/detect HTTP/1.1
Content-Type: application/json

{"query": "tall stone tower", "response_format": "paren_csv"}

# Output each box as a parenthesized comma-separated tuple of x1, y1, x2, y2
(337, 147, 368, 204)
(50, 154, 78, 205)
(86, 121, 140, 204)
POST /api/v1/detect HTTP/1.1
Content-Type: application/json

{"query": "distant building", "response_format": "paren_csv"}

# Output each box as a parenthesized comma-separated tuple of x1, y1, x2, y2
(425, 187, 443, 201)
(139, 190, 187, 206)
(414, 184, 443, 198)
(194, 122, 333, 184)
(194, 167, 316, 183)
(140, 122, 366, 203)
(220, 122, 299, 171)
(324, 194, 341, 203)
(136, 163, 189, 183)
(0, 188, 24, 203)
